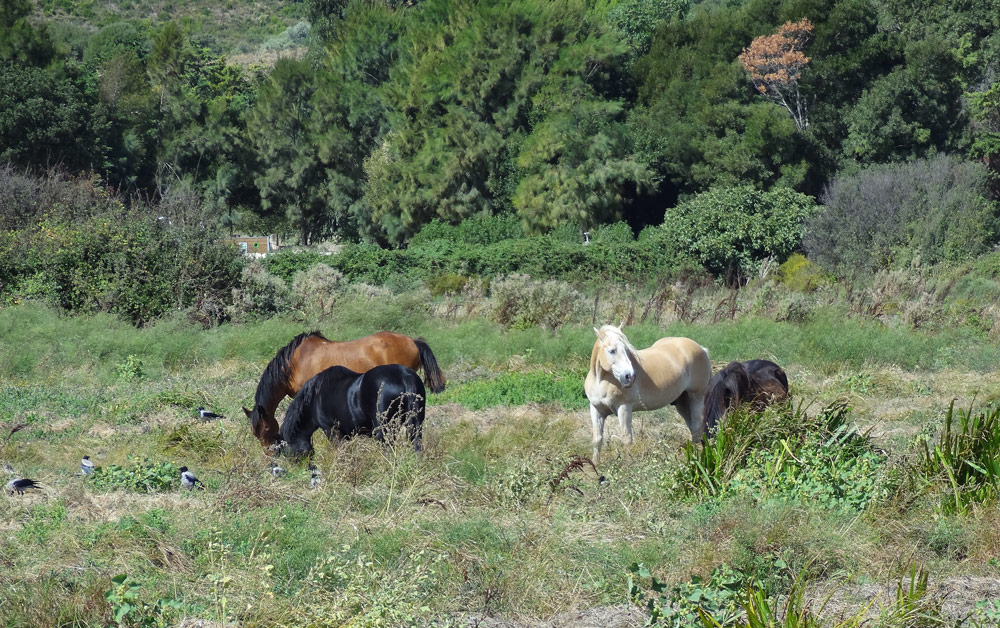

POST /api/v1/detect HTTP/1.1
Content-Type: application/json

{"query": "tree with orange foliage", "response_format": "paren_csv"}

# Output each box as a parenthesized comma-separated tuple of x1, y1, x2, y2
(738, 18, 813, 132)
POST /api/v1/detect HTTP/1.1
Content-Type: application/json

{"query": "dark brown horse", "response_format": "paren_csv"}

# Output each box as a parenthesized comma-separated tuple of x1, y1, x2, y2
(702, 359, 789, 434)
(244, 331, 445, 450)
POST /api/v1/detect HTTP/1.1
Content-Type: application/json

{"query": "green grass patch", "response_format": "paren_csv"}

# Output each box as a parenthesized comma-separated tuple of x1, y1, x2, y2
(433, 369, 586, 410)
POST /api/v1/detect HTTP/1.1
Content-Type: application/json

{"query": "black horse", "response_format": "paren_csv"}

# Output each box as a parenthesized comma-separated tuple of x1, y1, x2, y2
(702, 359, 789, 434)
(279, 364, 426, 458)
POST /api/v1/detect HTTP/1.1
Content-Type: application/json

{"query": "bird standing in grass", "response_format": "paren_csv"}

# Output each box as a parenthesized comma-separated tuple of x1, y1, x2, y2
(309, 465, 321, 489)
(80, 455, 96, 476)
(197, 407, 224, 420)
(6, 478, 42, 495)
(179, 466, 205, 490)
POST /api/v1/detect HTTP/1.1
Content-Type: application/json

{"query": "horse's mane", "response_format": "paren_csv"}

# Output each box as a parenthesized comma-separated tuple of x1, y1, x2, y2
(278, 368, 323, 443)
(597, 325, 641, 361)
(250, 331, 328, 432)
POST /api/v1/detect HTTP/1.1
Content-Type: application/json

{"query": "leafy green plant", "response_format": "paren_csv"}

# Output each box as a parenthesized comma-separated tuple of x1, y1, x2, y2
(115, 354, 144, 381)
(89, 460, 181, 493)
(673, 400, 890, 511)
(920, 400, 1000, 513)
(105, 574, 183, 628)
(629, 562, 746, 627)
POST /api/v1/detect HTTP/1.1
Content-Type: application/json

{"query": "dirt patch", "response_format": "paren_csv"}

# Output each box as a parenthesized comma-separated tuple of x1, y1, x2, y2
(459, 605, 644, 628)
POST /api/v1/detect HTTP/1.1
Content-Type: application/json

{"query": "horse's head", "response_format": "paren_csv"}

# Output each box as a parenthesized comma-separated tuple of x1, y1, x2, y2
(593, 323, 636, 388)
(243, 404, 282, 452)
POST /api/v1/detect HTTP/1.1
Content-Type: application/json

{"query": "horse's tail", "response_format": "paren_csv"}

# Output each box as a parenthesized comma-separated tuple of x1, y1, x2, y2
(414, 338, 446, 393)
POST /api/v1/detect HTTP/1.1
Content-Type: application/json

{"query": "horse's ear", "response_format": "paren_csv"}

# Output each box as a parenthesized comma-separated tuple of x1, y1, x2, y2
(593, 327, 600, 336)
(242, 407, 252, 418)
(618, 319, 624, 329)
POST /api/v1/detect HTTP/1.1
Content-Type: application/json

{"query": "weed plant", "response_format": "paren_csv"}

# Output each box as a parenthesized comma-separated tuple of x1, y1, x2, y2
(919, 400, 1000, 513)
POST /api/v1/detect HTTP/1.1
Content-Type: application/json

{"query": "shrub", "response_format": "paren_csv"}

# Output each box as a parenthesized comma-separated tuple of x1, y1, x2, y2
(776, 253, 829, 292)
(226, 261, 292, 322)
(487, 274, 585, 330)
(919, 400, 1000, 513)
(0, 170, 244, 325)
(263, 250, 324, 284)
(804, 155, 999, 276)
(292, 263, 345, 319)
(409, 214, 523, 247)
(656, 186, 819, 277)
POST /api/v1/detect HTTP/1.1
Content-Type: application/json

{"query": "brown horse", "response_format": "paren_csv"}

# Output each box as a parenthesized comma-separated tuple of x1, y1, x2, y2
(243, 331, 446, 450)
(702, 359, 789, 434)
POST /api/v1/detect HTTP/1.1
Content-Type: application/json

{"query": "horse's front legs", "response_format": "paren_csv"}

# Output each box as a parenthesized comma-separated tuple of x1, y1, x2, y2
(590, 405, 608, 463)
(617, 404, 634, 446)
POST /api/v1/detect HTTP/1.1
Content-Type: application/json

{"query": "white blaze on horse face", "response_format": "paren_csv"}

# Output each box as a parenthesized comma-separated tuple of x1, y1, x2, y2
(603, 336, 636, 388)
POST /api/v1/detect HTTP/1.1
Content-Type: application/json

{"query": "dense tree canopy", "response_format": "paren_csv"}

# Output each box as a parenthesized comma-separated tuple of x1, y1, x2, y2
(3, 0, 999, 258)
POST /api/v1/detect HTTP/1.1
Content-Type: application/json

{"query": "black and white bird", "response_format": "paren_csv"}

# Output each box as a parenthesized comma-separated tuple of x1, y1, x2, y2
(80, 455, 96, 476)
(309, 464, 321, 489)
(6, 478, 42, 495)
(270, 463, 287, 478)
(197, 407, 224, 420)
(179, 466, 205, 490)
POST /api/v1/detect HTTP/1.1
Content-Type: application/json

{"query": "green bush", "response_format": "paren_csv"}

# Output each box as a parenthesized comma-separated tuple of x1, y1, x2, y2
(776, 254, 829, 292)
(673, 401, 893, 512)
(656, 186, 819, 277)
(488, 274, 585, 330)
(804, 156, 999, 275)
(0, 172, 244, 325)
(263, 250, 324, 284)
(292, 263, 346, 318)
(226, 261, 292, 323)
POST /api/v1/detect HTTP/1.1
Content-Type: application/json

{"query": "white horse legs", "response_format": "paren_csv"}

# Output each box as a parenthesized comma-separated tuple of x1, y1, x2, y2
(590, 405, 607, 462)
(617, 404, 634, 446)
(591, 404, 637, 463)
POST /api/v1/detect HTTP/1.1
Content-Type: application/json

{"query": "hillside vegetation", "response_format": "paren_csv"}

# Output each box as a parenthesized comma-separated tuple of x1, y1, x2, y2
(3, 0, 1000, 626)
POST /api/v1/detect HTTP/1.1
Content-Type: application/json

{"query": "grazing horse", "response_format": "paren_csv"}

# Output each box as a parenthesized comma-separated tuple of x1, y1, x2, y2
(702, 359, 789, 434)
(584, 324, 712, 462)
(244, 331, 445, 450)
(279, 364, 426, 458)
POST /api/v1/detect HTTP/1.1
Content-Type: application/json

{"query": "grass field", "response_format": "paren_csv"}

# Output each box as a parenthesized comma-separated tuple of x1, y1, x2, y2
(2, 300, 1000, 627)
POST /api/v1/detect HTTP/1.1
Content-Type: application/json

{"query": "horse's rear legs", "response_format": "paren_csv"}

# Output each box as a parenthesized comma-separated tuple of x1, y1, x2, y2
(674, 390, 706, 442)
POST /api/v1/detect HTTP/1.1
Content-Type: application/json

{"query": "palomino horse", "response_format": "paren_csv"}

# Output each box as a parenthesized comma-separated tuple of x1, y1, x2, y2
(584, 324, 712, 462)
(279, 364, 426, 458)
(244, 331, 445, 450)
(702, 359, 789, 434)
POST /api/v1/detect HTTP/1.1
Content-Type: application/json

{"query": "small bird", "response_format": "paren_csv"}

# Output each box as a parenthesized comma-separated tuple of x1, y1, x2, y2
(6, 478, 42, 495)
(179, 466, 205, 490)
(80, 455, 96, 476)
(309, 465, 321, 489)
(270, 463, 286, 478)
(197, 407, 224, 420)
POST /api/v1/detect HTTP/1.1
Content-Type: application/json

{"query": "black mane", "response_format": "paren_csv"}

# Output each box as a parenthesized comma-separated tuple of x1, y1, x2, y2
(279, 363, 332, 442)
(250, 331, 328, 432)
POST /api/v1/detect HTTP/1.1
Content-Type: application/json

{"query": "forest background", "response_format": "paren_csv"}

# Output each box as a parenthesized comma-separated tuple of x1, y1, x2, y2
(5, 0, 1000, 323)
